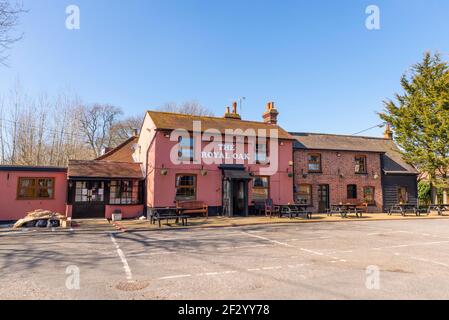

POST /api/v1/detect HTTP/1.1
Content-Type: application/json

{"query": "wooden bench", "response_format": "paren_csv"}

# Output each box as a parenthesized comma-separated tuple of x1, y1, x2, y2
(176, 201, 208, 218)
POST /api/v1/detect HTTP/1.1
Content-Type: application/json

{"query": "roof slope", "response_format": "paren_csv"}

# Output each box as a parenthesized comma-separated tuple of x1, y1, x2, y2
(68, 160, 144, 179)
(147, 111, 294, 140)
(96, 136, 139, 162)
(291, 132, 418, 175)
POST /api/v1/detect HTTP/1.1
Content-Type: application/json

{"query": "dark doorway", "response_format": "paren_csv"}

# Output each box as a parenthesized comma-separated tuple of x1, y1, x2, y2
(232, 179, 248, 216)
(222, 178, 249, 217)
(318, 184, 330, 213)
(72, 181, 106, 219)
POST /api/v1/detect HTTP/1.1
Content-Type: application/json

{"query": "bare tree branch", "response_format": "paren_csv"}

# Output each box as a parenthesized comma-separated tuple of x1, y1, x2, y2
(0, 0, 26, 66)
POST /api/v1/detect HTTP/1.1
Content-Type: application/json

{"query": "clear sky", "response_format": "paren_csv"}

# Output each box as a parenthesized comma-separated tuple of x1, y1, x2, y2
(1, 0, 449, 136)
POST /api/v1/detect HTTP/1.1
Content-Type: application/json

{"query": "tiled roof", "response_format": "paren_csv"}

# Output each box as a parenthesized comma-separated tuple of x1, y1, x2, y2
(147, 111, 294, 140)
(96, 136, 139, 162)
(291, 132, 418, 175)
(68, 160, 144, 179)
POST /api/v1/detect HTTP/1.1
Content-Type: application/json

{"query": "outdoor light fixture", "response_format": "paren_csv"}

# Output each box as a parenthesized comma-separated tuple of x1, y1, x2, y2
(200, 166, 208, 176)
(373, 172, 379, 180)
(160, 164, 168, 176)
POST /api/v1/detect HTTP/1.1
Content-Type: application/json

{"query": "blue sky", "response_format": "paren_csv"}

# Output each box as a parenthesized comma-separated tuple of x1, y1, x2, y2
(1, 0, 449, 136)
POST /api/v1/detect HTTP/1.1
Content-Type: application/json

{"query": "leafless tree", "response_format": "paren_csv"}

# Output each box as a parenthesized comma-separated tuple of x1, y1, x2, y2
(159, 100, 214, 116)
(110, 115, 142, 144)
(0, 0, 25, 65)
(77, 104, 123, 158)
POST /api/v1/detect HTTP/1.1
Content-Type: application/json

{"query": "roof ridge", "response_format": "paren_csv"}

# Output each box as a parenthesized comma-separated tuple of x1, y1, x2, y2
(147, 110, 284, 128)
(289, 131, 388, 141)
(95, 136, 139, 161)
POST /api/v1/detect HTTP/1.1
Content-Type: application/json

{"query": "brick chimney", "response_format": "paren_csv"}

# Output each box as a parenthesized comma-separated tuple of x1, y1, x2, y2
(263, 102, 279, 124)
(224, 101, 241, 120)
(384, 123, 393, 140)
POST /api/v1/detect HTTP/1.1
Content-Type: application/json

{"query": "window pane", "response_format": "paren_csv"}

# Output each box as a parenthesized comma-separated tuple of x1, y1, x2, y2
(355, 156, 367, 173)
(398, 187, 408, 203)
(296, 185, 312, 205)
(363, 187, 375, 203)
(175, 175, 196, 200)
(347, 185, 357, 199)
(252, 176, 269, 200)
(308, 154, 321, 172)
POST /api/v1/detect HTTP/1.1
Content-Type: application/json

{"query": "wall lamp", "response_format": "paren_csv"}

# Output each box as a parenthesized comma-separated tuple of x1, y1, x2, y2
(160, 164, 168, 176)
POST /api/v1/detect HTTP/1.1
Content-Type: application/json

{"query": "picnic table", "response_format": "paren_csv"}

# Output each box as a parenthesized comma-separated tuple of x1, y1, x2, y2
(388, 204, 427, 216)
(148, 207, 189, 228)
(328, 204, 361, 218)
(428, 204, 449, 216)
(279, 204, 312, 219)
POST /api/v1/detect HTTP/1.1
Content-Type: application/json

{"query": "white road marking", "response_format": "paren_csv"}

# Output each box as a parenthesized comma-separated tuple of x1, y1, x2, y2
(158, 274, 192, 280)
(216, 244, 268, 250)
(300, 248, 324, 256)
(109, 233, 133, 283)
(242, 232, 293, 247)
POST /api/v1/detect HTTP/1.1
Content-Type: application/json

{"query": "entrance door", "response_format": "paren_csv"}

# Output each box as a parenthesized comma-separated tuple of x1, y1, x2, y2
(72, 181, 106, 219)
(318, 185, 330, 213)
(232, 179, 248, 216)
(222, 178, 249, 217)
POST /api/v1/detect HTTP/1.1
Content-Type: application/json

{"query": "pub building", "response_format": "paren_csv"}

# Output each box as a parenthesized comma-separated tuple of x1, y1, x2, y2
(0, 102, 419, 222)
(132, 102, 295, 216)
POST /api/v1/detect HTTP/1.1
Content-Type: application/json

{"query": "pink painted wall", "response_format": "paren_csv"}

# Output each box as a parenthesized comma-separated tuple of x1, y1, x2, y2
(144, 128, 294, 209)
(0, 170, 68, 221)
(105, 205, 144, 219)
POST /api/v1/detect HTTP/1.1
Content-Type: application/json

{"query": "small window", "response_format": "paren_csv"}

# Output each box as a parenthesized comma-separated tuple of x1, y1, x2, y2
(398, 187, 409, 204)
(110, 180, 141, 205)
(18, 178, 55, 200)
(347, 185, 357, 199)
(178, 136, 195, 161)
(296, 184, 312, 205)
(252, 176, 269, 201)
(175, 174, 196, 201)
(308, 154, 321, 172)
(355, 156, 367, 174)
(363, 186, 375, 204)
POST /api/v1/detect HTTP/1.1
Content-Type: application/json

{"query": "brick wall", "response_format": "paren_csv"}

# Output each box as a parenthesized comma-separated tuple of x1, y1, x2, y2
(294, 149, 383, 213)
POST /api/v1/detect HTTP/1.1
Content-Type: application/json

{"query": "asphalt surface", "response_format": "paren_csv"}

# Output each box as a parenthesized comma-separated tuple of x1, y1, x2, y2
(1, 219, 449, 299)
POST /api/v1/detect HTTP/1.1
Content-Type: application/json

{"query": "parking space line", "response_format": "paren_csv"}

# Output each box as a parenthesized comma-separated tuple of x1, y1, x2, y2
(241, 231, 293, 247)
(109, 233, 133, 283)
(158, 274, 192, 280)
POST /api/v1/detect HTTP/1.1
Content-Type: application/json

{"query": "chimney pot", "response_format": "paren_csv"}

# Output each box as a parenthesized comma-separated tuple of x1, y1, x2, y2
(384, 123, 393, 140)
(263, 101, 279, 124)
(232, 102, 238, 114)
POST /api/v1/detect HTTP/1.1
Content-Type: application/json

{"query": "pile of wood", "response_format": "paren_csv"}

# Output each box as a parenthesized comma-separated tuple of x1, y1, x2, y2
(13, 209, 67, 229)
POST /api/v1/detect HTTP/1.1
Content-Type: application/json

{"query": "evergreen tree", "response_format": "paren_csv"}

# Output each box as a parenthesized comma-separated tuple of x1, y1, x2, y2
(380, 52, 449, 193)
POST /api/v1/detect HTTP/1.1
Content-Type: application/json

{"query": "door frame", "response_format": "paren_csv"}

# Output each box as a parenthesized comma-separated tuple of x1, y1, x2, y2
(70, 180, 107, 219)
(318, 184, 330, 213)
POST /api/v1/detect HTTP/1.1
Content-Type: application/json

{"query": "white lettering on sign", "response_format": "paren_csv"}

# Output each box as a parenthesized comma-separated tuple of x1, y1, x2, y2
(201, 151, 250, 161)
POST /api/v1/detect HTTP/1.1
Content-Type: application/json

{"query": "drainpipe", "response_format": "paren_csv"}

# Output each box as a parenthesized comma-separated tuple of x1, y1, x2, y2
(143, 129, 158, 217)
